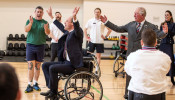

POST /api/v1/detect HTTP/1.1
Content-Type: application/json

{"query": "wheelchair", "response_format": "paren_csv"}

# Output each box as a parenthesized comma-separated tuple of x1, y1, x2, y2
(82, 49, 101, 78)
(45, 52, 103, 100)
(113, 50, 127, 78)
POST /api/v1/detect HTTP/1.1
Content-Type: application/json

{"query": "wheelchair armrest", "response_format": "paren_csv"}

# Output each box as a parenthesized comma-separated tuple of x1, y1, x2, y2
(75, 67, 89, 72)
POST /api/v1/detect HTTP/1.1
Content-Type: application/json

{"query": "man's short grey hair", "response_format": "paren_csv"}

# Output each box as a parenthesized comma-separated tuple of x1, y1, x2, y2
(138, 7, 146, 17)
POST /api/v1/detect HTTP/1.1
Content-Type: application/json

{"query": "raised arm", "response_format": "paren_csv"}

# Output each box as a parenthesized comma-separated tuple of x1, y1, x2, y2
(100, 15, 128, 33)
(47, 7, 66, 33)
(46, 6, 54, 19)
(72, 7, 83, 39)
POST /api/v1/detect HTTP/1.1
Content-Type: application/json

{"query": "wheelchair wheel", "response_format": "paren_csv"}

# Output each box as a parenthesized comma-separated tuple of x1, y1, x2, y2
(113, 53, 126, 78)
(92, 56, 101, 78)
(64, 71, 103, 100)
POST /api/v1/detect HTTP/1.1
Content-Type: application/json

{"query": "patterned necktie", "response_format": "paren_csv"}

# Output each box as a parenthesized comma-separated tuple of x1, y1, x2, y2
(136, 23, 141, 33)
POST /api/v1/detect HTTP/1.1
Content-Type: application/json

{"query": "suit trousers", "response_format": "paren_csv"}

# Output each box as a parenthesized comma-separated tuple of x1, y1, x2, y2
(125, 73, 131, 96)
(50, 43, 58, 62)
(128, 90, 165, 100)
(42, 61, 75, 93)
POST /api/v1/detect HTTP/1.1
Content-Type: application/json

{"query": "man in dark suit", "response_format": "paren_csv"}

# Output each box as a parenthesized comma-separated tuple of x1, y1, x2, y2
(100, 7, 168, 100)
(40, 7, 84, 98)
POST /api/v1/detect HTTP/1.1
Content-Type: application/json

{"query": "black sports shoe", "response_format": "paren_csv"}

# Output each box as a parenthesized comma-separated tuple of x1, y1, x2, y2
(40, 90, 51, 96)
(124, 95, 128, 100)
(46, 92, 57, 98)
(25, 85, 33, 93)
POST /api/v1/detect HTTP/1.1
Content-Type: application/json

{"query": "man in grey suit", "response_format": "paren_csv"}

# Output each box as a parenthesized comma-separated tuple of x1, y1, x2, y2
(100, 7, 168, 99)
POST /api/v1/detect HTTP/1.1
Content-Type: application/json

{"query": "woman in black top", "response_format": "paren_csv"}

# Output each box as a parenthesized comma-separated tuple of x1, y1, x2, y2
(159, 10, 175, 85)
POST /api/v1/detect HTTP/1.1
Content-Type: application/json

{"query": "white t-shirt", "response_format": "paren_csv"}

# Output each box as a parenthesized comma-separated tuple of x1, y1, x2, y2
(85, 18, 105, 44)
(49, 22, 63, 43)
(124, 48, 171, 95)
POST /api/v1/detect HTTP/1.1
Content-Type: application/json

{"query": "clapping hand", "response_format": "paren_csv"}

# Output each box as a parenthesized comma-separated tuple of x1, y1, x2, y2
(162, 23, 168, 34)
(29, 16, 33, 24)
(44, 23, 49, 30)
(100, 15, 107, 23)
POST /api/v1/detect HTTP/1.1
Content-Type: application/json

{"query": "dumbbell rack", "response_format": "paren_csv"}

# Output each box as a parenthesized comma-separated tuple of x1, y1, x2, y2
(6, 34, 27, 57)
(120, 34, 128, 51)
(5, 34, 52, 61)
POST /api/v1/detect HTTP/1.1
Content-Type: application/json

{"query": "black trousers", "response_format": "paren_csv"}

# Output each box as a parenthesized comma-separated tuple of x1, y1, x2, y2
(51, 43, 58, 62)
(129, 90, 165, 100)
(42, 61, 75, 93)
(125, 73, 131, 96)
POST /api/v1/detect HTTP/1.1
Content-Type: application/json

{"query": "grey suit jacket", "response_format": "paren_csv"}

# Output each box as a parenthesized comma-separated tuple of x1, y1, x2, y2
(105, 20, 166, 56)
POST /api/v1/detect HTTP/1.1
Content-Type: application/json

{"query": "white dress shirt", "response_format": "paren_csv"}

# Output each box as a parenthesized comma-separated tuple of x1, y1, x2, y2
(124, 47, 171, 95)
(85, 18, 105, 44)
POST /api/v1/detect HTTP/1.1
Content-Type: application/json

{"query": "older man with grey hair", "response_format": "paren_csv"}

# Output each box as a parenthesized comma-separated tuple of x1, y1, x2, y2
(100, 7, 168, 100)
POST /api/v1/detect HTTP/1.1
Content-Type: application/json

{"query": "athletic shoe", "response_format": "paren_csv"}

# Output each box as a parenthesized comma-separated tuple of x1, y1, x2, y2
(25, 85, 33, 93)
(33, 83, 41, 91)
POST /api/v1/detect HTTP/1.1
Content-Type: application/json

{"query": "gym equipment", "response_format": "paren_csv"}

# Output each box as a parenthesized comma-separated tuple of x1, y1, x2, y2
(14, 51, 18, 56)
(44, 56, 103, 100)
(48, 52, 51, 57)
(14, 43, 19, 50)
(17, 51, 21, 56)
(15, 34, 19, 40)
(19, 51, 23, 56)
(112, 43, 116, 50)
(21, 34, 25, 40)
(6, 51, 9, 56)
(0, 51, 5, 56)
(115, 40, 120, 50)
(8, 43, 13, 50)
(45, 44, 49, 51)
(8, 34, 13, 40)
(110, 53, 114, 59)
(20, 43, 26, 50)
(8, 51, 13, 56)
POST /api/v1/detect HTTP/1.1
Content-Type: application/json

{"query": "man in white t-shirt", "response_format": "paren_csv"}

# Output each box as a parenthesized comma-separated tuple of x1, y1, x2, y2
(124, 29, 171, 100)
(49, 12, 63, 61)
(84, 8, 111, 73)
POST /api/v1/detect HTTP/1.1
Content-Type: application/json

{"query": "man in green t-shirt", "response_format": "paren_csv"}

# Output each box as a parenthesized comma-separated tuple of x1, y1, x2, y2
(24, 6, 50, 93)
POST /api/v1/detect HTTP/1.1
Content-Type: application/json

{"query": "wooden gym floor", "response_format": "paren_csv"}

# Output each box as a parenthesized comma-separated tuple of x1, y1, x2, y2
(1, 60, 175, 100)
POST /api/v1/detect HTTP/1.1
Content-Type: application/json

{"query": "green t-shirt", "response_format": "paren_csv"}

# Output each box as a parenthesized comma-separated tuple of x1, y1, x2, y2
(26, 18, 48, 45)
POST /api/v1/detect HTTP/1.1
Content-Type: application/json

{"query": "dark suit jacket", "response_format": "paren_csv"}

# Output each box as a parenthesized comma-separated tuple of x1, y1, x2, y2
(105, 20, 167, 56)
(160, 22, 175, 44)
(53, 20, 84, 68)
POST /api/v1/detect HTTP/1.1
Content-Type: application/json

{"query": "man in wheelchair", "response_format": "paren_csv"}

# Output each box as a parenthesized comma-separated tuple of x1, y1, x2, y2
(40, 7, 84, 98)
(124, 29, 171, 100)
